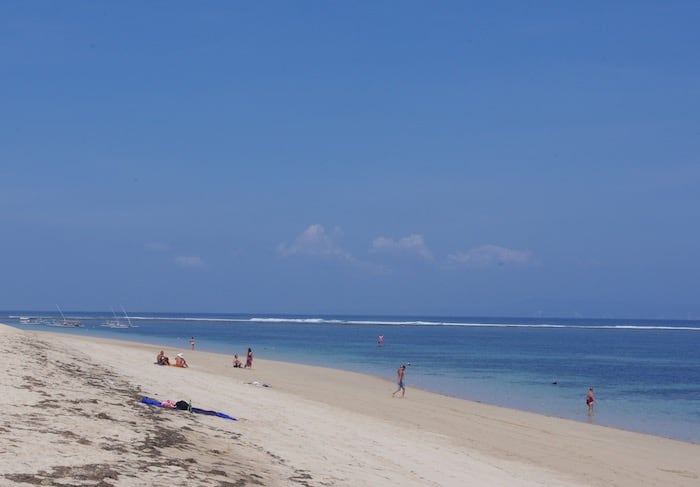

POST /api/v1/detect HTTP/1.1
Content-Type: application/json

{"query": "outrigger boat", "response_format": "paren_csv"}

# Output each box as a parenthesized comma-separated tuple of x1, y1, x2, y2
(101, 305, 138, 328)
(51, 305, 82, 327)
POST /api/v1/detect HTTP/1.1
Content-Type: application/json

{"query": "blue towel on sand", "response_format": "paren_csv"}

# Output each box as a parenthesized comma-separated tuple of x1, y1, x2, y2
(190, 407, 237, 420)
(141, 396, 162, 407)
(140, 396, 237, 421)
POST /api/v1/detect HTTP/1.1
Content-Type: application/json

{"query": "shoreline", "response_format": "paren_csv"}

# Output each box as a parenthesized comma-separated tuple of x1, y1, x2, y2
(2, 324, 699, 486)
(5, 315, 700, 445)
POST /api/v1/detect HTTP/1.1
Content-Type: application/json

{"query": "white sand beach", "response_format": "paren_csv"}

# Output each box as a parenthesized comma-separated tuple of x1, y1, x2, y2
(1, 323, 698, 486)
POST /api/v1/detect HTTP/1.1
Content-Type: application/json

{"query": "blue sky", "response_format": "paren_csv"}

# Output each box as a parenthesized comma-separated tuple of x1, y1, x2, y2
(2, 2, 699, 318)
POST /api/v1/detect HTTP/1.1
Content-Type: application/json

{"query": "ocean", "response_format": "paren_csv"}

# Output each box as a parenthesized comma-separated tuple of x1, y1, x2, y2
(3, 311, 699, 443)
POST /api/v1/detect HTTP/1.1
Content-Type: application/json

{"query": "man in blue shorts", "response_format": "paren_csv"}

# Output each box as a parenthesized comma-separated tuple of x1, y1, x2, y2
(392, 364, 406, 398)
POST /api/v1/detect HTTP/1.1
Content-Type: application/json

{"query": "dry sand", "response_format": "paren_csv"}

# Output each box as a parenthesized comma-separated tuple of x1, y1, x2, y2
(1, 323, 698, 486)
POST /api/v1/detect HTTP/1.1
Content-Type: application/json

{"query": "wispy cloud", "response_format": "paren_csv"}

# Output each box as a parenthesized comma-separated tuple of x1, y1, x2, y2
(175, 255, 206, 269)
(372, 234, 433, 260)
(448, 244, 535, 269)
(278, 224, 354, 261)
(145, 242, 169, 252)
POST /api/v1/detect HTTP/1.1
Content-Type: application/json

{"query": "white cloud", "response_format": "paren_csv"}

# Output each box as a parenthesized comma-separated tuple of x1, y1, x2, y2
(277, 224, 348, 258)
(175, 255, 206, 269)
(372, 234, 433, 260)
(448, 244, 534, 269)
(277, 224, 379, 272)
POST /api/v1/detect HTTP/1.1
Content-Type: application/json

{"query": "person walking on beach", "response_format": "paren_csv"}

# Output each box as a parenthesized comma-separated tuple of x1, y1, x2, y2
(244, 347, 253, 369)
(392, 364, 406, 398)
(189, 336, 195, 350)
(586, 387, 595, 414)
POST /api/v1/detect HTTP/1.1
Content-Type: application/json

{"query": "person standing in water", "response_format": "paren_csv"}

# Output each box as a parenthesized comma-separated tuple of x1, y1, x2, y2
(189, 336, 195, 350)
(586, 387, 595, 414)
(392, 364, 406, 398)
(378, 335, 384, 346)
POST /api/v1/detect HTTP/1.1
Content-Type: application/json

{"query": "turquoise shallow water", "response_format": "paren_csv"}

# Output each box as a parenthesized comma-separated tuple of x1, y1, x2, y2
(4, 311, 700, 443)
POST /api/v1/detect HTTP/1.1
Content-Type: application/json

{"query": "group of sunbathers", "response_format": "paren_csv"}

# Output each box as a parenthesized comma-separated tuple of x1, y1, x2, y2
(155, 347, 251, 369)
(156, 350, 188, 368)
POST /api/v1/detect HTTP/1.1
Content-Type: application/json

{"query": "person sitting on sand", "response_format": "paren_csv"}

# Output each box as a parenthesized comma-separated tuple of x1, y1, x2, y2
(233, 354, 242, 368)
(174, 353, 188, 368)
(156, 350, 170, 366)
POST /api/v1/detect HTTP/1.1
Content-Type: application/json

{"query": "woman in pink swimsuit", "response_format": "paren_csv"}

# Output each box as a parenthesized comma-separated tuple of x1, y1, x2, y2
(586, 387, 595, 414)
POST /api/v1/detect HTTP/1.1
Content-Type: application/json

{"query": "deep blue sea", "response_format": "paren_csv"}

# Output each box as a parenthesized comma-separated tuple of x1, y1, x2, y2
(3, 311, 699, 443)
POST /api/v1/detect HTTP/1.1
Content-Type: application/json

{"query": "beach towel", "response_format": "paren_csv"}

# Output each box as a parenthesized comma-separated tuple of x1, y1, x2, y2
(141, 396, 162, 407)
(140, 396, 237, 421)
(190, 407, 237, 420)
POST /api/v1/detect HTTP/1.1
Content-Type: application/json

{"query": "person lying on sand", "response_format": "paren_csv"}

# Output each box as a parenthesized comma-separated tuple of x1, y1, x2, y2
(174, 353, 188, 368)
(156, 350, 170, 366)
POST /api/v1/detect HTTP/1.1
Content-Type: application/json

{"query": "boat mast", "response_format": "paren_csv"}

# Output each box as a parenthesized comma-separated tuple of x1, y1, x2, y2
(121, 305, 133, 327)
(56, 304, 66, 322)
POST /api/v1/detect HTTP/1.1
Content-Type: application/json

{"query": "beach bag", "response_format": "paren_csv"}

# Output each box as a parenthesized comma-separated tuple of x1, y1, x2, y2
(175, 400, 190, 411)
